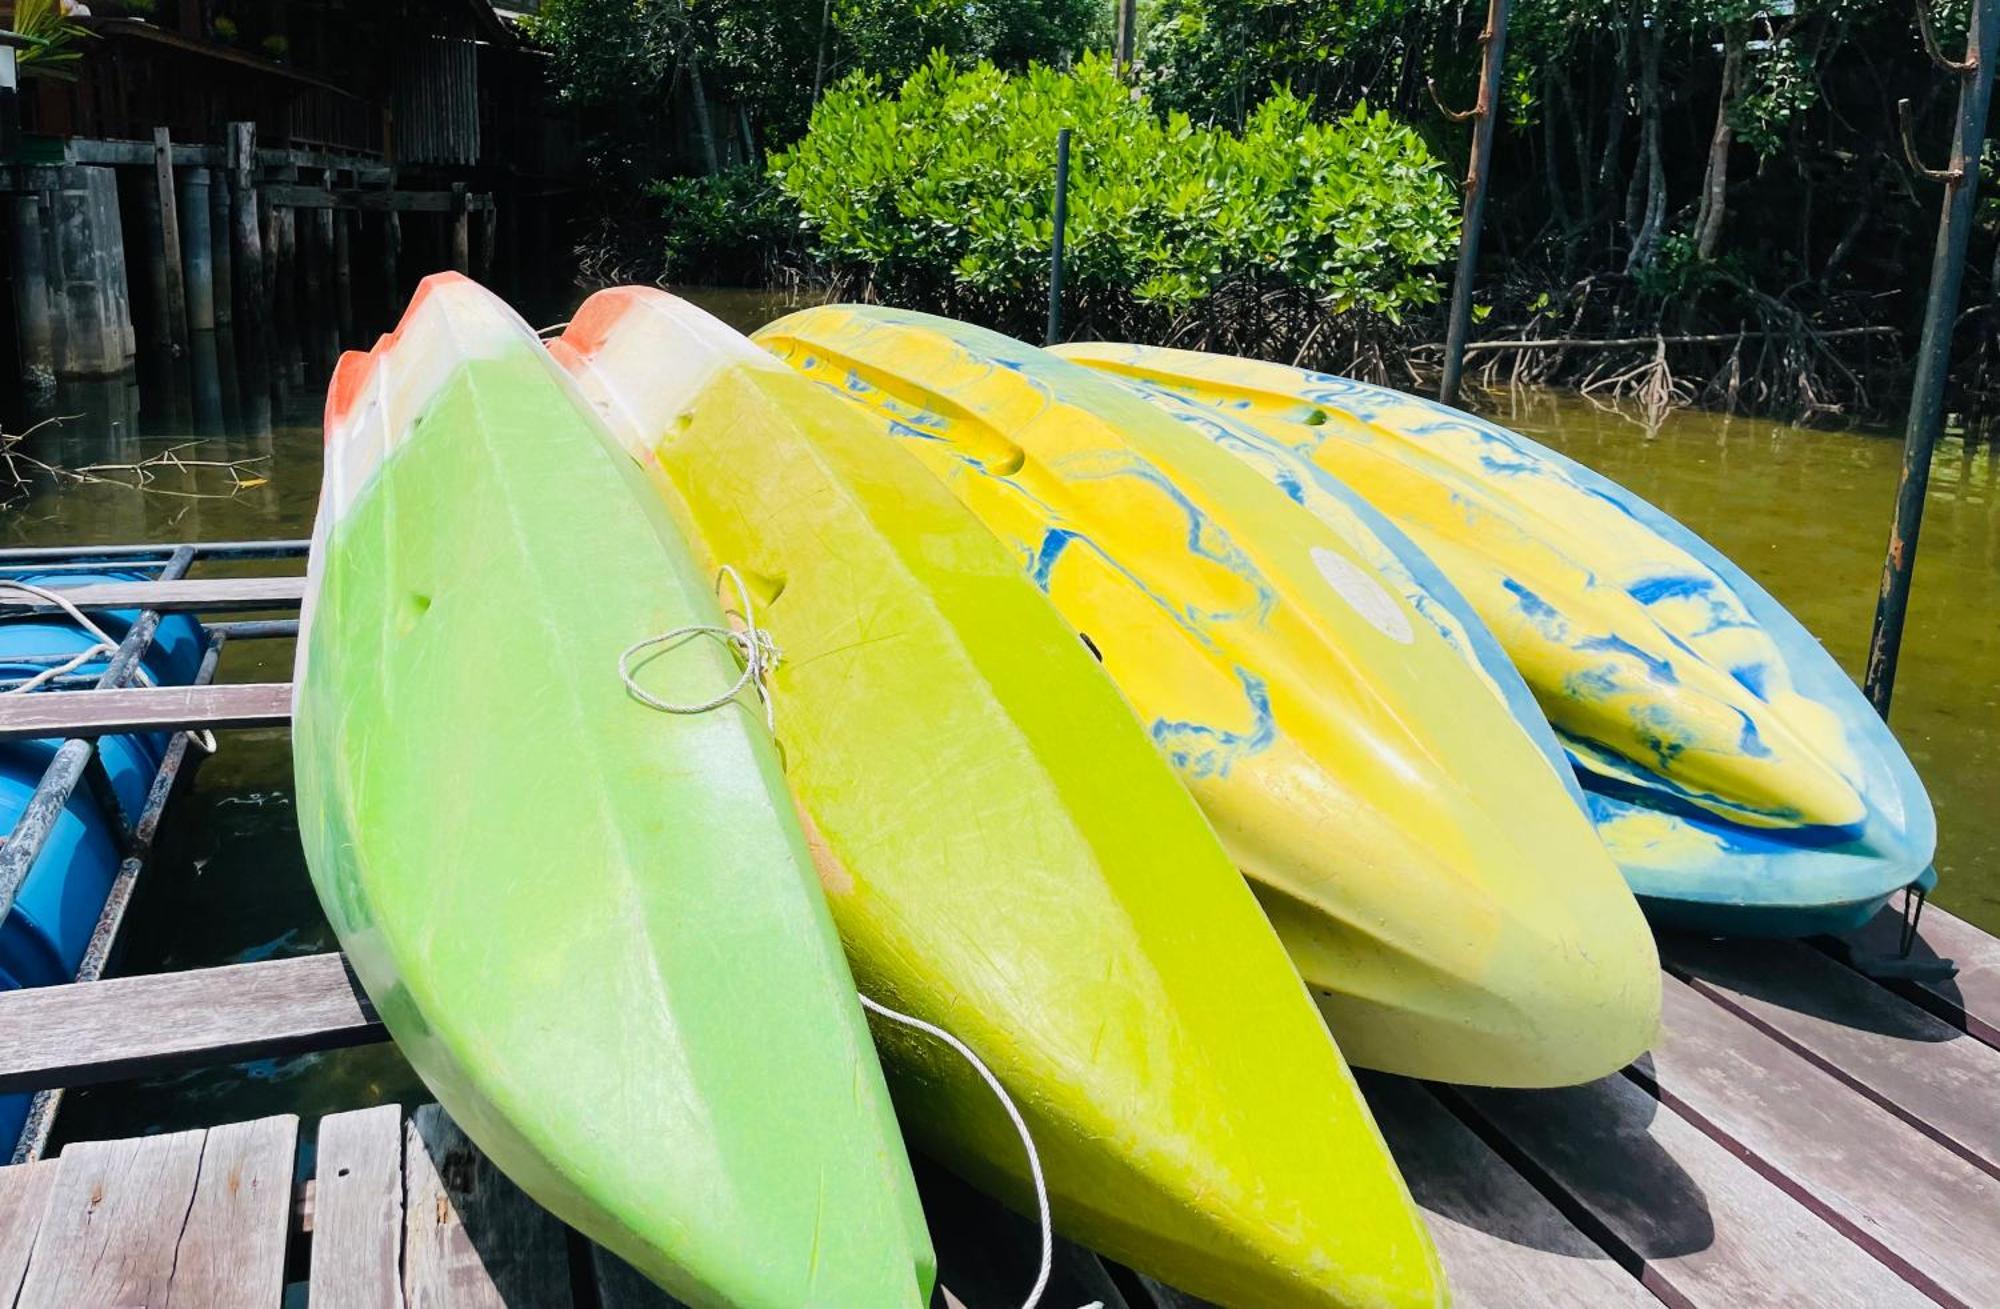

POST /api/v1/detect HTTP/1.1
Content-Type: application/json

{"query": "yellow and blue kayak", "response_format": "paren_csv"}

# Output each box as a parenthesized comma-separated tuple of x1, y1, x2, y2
(1056, 342, 1937, 936)
(553, 288, 1447, 1309)
(756, 304, 1660, 1089)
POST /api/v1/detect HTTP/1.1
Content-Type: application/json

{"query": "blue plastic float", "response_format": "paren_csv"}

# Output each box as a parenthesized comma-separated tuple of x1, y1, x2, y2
(0, 571, 204, 1151)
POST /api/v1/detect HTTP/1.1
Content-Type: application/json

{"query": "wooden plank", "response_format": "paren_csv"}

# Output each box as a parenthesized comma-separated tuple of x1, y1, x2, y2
(0, 1161, 61, 1301)
(0, 953, 383, 1095)
(164, 1115, 299, 1308)
(403, 1105, 575, 1309)
(310, 1106, 405, 1309)
(1454, 1074, 1929, 1308)
(263, 184, 495, 213)
(1639, 974, 2000, 1305)
(1360, 1075, 1653, 1308)
(910, 1156, 1130, 1309)
(1838, 901, 2000, 1049)
(0, 574, 305, 613)
(13, 1128, 208, 1308)
(153, 127, 190, 357)
(590, 1246, 692, 1309)
(1665, 932, 2000, 1176)
(0, 681, 292, 741)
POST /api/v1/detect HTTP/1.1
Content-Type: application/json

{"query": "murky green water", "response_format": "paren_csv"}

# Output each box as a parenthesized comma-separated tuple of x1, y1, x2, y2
(3, 295, 1994, 1140)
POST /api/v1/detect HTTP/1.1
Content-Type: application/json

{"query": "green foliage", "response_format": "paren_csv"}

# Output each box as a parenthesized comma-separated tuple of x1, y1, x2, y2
(772, 54, 1457, 326)
(526, 0, 1108, 181)
(646, 164, 801, 282)
(7, 0, 95, 76)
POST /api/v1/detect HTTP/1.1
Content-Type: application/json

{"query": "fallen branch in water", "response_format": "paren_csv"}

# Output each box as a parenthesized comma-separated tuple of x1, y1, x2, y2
(2, 421, 271, 501)
(1437, 324, 1900, 353)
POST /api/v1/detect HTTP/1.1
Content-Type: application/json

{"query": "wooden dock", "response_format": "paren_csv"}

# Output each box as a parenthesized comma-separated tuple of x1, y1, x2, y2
(3, 542, 1998, 1307)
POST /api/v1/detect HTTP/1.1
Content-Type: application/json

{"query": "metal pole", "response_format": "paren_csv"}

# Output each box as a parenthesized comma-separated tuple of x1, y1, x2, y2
(1864, 0, 2000, 717)
(1047, 128, 1071, 347)
(1437, 0, 1512, 408)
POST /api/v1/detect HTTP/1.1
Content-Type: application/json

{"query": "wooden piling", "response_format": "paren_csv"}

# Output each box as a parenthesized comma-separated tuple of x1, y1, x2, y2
(450, 182, 470, 275)
(175, 165, 215, 333)
(151, 128, 190, 359)
(305, 170, 335, 372)
(333, 202, 355, 350)
(476, 199, 496, 284)
(226, 123, 271, 383)
(207, 167, 233, 329)
(272, 197, 301, 385)
(382, 209, 402, 317)
(6, 186, 56, 389)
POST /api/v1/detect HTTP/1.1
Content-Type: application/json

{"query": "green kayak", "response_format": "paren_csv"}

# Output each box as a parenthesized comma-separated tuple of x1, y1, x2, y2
(293, 273, 934, 1308)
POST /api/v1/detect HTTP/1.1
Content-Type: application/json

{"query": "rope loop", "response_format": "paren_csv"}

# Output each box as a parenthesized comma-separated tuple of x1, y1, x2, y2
(0, 580, 217, 753)
(617, 565, 780, 735)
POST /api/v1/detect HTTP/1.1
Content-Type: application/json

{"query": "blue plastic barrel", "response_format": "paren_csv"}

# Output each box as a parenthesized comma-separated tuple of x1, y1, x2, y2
(0, 571, 204, 1151)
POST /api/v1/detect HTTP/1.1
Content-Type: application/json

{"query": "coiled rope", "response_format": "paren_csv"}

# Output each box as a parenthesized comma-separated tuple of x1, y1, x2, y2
(620, 565, 1087, 1309)
(0, 580, 217, 753)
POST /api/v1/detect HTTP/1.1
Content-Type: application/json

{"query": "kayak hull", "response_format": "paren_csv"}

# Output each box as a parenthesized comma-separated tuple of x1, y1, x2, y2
(1055, 342, 1936, 938)
(756, 305, 1660, 1090)
(555, 286, 1449, 1309)
(296, 274, 933, 1308)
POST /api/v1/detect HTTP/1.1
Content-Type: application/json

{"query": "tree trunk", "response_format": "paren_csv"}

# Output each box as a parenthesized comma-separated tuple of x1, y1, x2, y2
(1625, 16, 1667, 274)
(811, 0, 832, 103)
(1692, 25, 1747, 261)
(685, 57, 721, 175)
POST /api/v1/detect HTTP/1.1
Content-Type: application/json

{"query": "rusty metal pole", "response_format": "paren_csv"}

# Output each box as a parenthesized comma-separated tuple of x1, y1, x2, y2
(1864, 0, 2000, 717)
(1047, 128, 1071, 346)
(1437, 0, 1511, 408)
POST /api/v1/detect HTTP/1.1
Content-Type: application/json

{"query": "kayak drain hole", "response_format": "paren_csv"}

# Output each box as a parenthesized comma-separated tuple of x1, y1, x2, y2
(400, 591, 433, 632)
(336, 1167, 350, 1178)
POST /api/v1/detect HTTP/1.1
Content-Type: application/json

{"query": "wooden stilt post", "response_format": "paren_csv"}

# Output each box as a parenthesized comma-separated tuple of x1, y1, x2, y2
(333, 194, 355, 350)
(1864, 0, 2000, 716)
(152, 127, 190, 358)
(383, 207, 402, 316)
(7, 184, 57, 391)
(272, 191, 301, 384)
(305, 168, 334, 372)
(208, 166, 233, 329)
(476, 195, 496, 284)
(450, 182, 470, 275)
(226, 122, 271, 384)
(1436, 0, 1512, 408)
(176, 164, 215, 333)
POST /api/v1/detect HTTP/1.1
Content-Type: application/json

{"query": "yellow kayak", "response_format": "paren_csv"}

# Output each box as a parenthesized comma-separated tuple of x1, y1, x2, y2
(755, 305, 1660, 1088)
(553, 288, 1447, 1309)
(1055, 343, 1936, 938)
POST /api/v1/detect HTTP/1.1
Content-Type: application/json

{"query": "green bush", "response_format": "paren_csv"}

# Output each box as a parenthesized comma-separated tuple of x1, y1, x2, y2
(771, 53, 1458, 333)
(646, 165, 802, 284)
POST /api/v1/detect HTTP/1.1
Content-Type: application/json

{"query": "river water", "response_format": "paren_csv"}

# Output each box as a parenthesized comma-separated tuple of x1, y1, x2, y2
(2, 288, 1994, 1140)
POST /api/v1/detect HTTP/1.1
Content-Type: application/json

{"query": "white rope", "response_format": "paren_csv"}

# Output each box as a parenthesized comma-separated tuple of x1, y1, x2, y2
(861, 993, 1088, 1309)
(618, 565, 1090, 1309)
(0, 580, 217, 753)
(618, 565, 780, 735)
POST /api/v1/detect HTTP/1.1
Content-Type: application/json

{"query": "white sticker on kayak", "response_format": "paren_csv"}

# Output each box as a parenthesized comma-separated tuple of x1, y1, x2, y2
(1311, 547, 1414, 644)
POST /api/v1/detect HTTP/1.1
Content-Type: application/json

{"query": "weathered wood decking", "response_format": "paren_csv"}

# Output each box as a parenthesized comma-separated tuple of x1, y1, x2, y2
(3, 540, 1997, 1307)
(1, 901, 1996, 1308)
